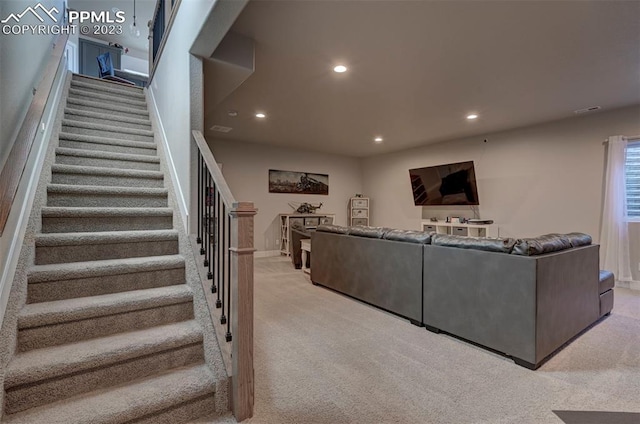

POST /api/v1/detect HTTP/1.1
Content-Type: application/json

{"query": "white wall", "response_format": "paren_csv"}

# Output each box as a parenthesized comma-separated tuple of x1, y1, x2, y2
(209, 138, 363, 252)
(121, 54, 148, 75)
(0, 0, 65, 170)
(147, 0, 217, 227)
(362, 105, 640, 244)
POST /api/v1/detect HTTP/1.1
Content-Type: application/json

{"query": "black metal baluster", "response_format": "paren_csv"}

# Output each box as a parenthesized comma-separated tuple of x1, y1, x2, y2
(220, 202, 227, 322)
(211, 182, 217, 293)
(216, 192, 223, 309)
(207, 173, 213, 279)
(199, 160, 205, 255)
(196, 153, 202, 244)
(225, 212, 232, 342)
(203, 167, 210, 267)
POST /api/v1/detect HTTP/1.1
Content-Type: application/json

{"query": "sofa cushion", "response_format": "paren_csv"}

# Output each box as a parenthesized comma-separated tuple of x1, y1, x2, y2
(348, 226, 390, 239)
(383, 229, 434, 244)
(431, 234, 517, 253)
(511, 234, 573, 256)
(316, 224, 349, 234)
(566, 232, 592, 247)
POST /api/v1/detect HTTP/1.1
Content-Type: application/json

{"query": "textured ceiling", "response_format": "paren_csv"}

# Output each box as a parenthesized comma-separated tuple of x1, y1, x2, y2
(206, 0, 640, 157)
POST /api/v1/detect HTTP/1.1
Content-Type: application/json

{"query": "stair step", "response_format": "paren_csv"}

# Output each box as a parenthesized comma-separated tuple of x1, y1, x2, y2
(64, 107, 151, 130)
(51, 163, 163, 188)
(62, 119, 154, 143)
(70, 79, 146, 100)
(55, 147, 161, 171)
(28, 254, 185, 303)
(46, 183, 168, 208)
(68, 91, 147, 113)
(35, 228, 179, 265)
(5, 321, 204, 414)
(58, 132, 156, 156)
(66, 96, 149, 119)
(17, 285, 194, 352)
(3, 364, 216, 424)
(41, 205, 172, 233)
(71, 73, 144, 94)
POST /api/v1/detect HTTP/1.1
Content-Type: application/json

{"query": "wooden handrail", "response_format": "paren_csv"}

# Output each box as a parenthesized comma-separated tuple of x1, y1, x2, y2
(0, 33, 68, 236)
(192, 130, 236, 207)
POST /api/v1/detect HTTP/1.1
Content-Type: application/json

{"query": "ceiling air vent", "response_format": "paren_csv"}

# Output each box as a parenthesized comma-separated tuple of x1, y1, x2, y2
(574, 106, 601, 114)
(210, 125, 233, 133)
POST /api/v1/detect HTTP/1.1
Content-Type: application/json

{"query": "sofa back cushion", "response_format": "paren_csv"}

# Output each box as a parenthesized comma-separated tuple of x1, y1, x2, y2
(431, 234, 517, 253)
(383, 229, 434, 244)
(565, 232, 592, 247)
(316, 224, 349, 234)
(348, 226, 390, 239)
(511, 233, 573, 256)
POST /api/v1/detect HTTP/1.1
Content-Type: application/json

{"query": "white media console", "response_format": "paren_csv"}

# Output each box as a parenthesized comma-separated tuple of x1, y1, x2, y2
(420, 220, 499, 238)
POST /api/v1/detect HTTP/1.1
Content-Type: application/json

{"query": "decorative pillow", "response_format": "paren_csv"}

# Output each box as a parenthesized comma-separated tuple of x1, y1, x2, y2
(383, 229, 434, 244)
(511, 233, 573, 256)
(348, 226, 390, 239)
(316, 224, 349, 234)
(432, 234, 516, 253)
(565, 232, 592, 247)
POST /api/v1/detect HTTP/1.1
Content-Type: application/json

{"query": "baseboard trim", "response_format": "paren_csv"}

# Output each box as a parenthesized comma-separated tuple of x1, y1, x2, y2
(0, 65, 69, 329)
(146, 87, 188, 232)
(616, 280, 640, 291)
(254, 250, 281, 258)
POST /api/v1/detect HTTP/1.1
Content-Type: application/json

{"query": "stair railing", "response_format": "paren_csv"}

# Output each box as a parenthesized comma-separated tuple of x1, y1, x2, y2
(191, 130, 256, 421)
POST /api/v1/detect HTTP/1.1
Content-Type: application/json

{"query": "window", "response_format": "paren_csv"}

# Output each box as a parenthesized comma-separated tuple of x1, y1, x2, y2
(626, 139, 640, 219)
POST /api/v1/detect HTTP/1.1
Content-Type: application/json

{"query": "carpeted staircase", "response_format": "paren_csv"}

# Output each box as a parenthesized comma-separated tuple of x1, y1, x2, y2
(2, 75, 219, 423)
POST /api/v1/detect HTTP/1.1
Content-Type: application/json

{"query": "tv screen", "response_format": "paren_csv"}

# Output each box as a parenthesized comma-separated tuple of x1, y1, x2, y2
(409, 161, 479, 206)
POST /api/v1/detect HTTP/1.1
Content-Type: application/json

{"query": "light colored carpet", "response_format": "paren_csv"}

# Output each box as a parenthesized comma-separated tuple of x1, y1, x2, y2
(246, 256, 640, 424)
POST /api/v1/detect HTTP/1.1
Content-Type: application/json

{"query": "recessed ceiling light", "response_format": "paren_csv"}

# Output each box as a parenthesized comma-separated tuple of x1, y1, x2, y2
(228, 110, 238, 117)
(255, 113, 266, 119)
(466, 114, 478, 120)
(374, 137, 383, 144)
(333, 65, 347, 73)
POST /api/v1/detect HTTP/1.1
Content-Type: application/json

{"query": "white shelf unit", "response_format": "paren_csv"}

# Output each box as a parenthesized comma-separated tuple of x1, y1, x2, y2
(349, 197, 370, 226)
(279, 213, 335, 256)
(420, 220, 498, 238)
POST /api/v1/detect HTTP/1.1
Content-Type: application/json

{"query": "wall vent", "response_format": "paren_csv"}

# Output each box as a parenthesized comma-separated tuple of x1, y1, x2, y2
(210, 125, 233, 133)
(574, 106, 601, 114)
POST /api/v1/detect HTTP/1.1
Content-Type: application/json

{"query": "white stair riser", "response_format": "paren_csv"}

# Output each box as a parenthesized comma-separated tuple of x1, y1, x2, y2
(41, 214, 172, 233)
(64, 112, 151, 130)
(55, 154, 161, 171)
(61, 125, 154, 143)
(18, 301, 194, 352)
(35, 238, 178, 265)
(27, 267, 185, 303)
(51, 172, 164, 188)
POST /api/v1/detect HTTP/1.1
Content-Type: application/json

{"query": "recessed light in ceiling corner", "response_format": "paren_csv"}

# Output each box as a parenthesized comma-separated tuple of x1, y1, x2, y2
(210, 125, 232, 133)
(466, 114, 479, 120)
(574, 106, 601, 114)
(255, 112, 266, 119)
(333, 65, 348, 73)
(374, 136, 383, 144)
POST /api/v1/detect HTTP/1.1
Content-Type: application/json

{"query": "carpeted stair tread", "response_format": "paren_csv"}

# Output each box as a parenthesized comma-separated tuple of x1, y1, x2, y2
(28, 254, 184, 283)
(66, 97, 149, 118)
(47, 183, 167, 196)
(71, 74, 144, 94)
(64, 108, 151, 131)
(18, 285, 193, 330)
(3, 364, 216, 424)
(55, 147, 160, 163)
(41, 206, 172, 219)
(5, 320, 203, 388)
(62, 119, 154, 137)
(51, 164, 162, 179)
(58, 132, 156, 150)
(70, 80, 146, 100)
(35, 229, 178, 247)
(68, 88, 147, 109)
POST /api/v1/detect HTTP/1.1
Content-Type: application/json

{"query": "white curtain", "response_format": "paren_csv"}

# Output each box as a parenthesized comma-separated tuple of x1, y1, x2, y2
(600, 135, 632, 283)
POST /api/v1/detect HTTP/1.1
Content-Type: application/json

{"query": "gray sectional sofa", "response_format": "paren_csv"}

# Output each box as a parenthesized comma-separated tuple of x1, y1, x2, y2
(311, 225, 613, 369)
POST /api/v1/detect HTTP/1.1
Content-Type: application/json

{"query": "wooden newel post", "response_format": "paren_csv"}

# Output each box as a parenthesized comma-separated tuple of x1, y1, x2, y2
(229, 201, 257, 421)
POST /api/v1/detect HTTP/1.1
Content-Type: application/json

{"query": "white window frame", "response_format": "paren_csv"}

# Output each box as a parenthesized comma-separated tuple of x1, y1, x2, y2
(626, 139, 640, 222)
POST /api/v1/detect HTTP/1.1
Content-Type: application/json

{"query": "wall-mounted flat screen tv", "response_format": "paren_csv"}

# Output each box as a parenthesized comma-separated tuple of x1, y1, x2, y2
(409, 161, 479, 206)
